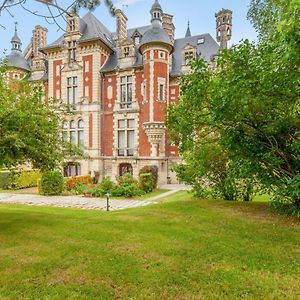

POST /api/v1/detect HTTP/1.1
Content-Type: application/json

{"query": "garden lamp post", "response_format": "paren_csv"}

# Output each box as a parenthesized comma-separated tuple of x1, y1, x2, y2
(105, 193, 111, 211)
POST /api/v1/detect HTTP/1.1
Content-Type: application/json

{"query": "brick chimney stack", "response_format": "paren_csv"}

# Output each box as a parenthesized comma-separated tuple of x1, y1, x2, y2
(162, 13, 175, 44)
(116, 9, 128, 47)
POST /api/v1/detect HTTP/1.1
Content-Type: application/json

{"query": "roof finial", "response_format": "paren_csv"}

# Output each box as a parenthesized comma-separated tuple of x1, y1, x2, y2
(185, 19, 191, 38)
(14, 21, 18, 33)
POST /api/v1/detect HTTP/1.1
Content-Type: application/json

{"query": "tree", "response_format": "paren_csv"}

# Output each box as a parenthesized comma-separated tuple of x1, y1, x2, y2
(167, 1, 300, 210)
(0, 64, 81, 171)
(0, 0, 115, 30)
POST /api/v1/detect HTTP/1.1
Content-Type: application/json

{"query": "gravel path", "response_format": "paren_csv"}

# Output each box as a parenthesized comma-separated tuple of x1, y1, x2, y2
(0, 187, 188, 211)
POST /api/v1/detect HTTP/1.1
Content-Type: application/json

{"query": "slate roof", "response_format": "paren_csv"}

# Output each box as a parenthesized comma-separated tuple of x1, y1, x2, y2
(171, 34, 219, 76)
(42, 12, 114, 51)
(6, 50, 31, 71)
(139, 24, 173, 53)
(42, 12, 219, 76)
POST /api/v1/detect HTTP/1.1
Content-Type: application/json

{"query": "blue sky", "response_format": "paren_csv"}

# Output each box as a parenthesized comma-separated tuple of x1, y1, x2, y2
(0, 0, 257, 56)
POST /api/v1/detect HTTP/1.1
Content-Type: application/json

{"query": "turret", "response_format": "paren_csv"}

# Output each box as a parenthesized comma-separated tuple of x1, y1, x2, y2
(5, 23, 31, 74)
(139, 0, 173, 158)
(215, 9, 232, 49)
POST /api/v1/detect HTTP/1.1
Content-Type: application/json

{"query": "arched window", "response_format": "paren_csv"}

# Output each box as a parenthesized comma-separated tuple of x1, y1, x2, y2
(62, 119, 85, 147)
(227, 28, 231, 35)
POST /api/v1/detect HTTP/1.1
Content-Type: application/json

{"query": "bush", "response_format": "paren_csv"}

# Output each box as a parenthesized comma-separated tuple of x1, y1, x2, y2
(112, 173, 145, 198)
(99, 177, 114, 193)
(40, 171, 64, 196)
(139, 173, 154, 193)
(0, 170, 41, 190)
(0, 171, 10, 189)
(139, 165, 158, 189)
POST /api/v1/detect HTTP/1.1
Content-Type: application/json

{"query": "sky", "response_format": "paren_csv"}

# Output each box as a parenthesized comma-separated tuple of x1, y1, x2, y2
(0, 0, 258, 56)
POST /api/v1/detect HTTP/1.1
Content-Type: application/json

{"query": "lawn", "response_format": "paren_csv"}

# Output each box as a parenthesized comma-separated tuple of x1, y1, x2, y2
(0, 192, 299, 299)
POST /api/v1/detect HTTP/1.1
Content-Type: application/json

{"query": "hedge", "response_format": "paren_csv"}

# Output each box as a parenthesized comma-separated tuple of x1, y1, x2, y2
(0, 170, 41, 190)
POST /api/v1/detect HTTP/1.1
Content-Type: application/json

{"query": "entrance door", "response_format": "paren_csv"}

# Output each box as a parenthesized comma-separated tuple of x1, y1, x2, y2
(119, 163, 133, 176)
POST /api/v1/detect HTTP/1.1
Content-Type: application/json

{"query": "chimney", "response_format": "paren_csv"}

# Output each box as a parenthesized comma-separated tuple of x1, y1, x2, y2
(215, 9, 232, 49)
(32, 25, 48, 57)
(115, 9, 128, 47)
(162, 13, 175, 44)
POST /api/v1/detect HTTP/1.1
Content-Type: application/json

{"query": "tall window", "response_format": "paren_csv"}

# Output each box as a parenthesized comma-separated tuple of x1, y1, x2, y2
(69, 19, 76, 32)
(67, 77, 78, 108)
(124, 47, 130, 57)
(118, 119, 135, 157)
(68, 41, 77, 62)
(120, 76, 133, 109)
(159, 84, 164, 102)
(78, 120, 84, 149)
(70, 121, 76, 145)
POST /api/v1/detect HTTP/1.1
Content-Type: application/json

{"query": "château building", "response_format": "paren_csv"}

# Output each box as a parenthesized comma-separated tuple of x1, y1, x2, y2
(4, 1, 232, 185)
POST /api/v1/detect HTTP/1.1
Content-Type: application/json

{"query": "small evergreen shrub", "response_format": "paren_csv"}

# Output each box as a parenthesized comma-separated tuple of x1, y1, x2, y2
(99, 177, 114, 193)
(139, 173, 154, 193)
(41, 171, 64, 196)
(139, 165, 159, 190)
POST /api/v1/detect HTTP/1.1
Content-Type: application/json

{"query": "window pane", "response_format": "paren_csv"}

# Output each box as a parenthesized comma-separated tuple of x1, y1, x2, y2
(121, 85, 126, 103)
(128, 83, 132, 102)
(127, 76, 132, 83)
(70, 121, 76, 129)
(118, 130, 125, 148)
(121, 76, 126, 84)
(62, 121, 68, 129)
(127, 130, 134, 148)
(70, 131, 76, 144)
(118, 120, 125, 128)
(128, 119, 135, 128)
(78, 120, 84, 128)
(78, 130, 84, 148)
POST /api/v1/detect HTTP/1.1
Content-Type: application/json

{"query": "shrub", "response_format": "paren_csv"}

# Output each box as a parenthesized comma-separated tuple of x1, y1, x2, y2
(0, 170, 41, 190)
(8, 170, 41, 190)
(112, 173, 145, 198)
(64, 176, 90, 195)
(111, 183, 144, 198)
(139, 165, 158, 189)
(99, 177, 114, 193)
(0, 171, 10, 189)
(139, 173, 154, 193)
(40, 171, 64, 196)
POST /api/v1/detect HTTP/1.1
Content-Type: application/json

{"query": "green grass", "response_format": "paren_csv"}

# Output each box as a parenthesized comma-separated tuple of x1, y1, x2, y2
(0, 192, 299, 299)
(131, 188, 170, 200)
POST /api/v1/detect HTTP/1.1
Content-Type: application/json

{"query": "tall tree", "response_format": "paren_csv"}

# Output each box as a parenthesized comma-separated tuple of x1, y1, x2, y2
(167, 0, 300, 209)
(0, 64, 81, 171)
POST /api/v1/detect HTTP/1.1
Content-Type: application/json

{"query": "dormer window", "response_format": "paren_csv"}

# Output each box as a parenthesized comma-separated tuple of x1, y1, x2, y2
(124, 46, 130, 57)
(68, 41, 77, 62)
(134, 35, 140, 45)
(69, 19, 76, 32)
(184, 50, 195, 65)
(197, 38, 205, 45)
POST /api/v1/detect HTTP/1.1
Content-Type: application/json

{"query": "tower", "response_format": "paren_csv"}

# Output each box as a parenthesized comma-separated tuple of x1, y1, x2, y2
(215, 9, 232, 49)
(139, 0, 173, 158)
(31, 25, 48, 71)
(185, 21, 191, 38)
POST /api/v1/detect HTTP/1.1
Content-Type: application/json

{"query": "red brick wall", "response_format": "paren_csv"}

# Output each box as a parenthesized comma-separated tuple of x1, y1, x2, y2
(53, 60, 62, 99)
(83, 55, 93, 102)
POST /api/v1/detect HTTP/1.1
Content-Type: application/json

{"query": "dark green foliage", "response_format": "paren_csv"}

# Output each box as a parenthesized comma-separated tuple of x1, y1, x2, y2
(139, 173, 154, 193)
(0, 171, 10, 189)
(167, 1, 299, 212)
(113, 173, 144, 198)
(40, 170, 64, 196)
(139, 165, 159, 189)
